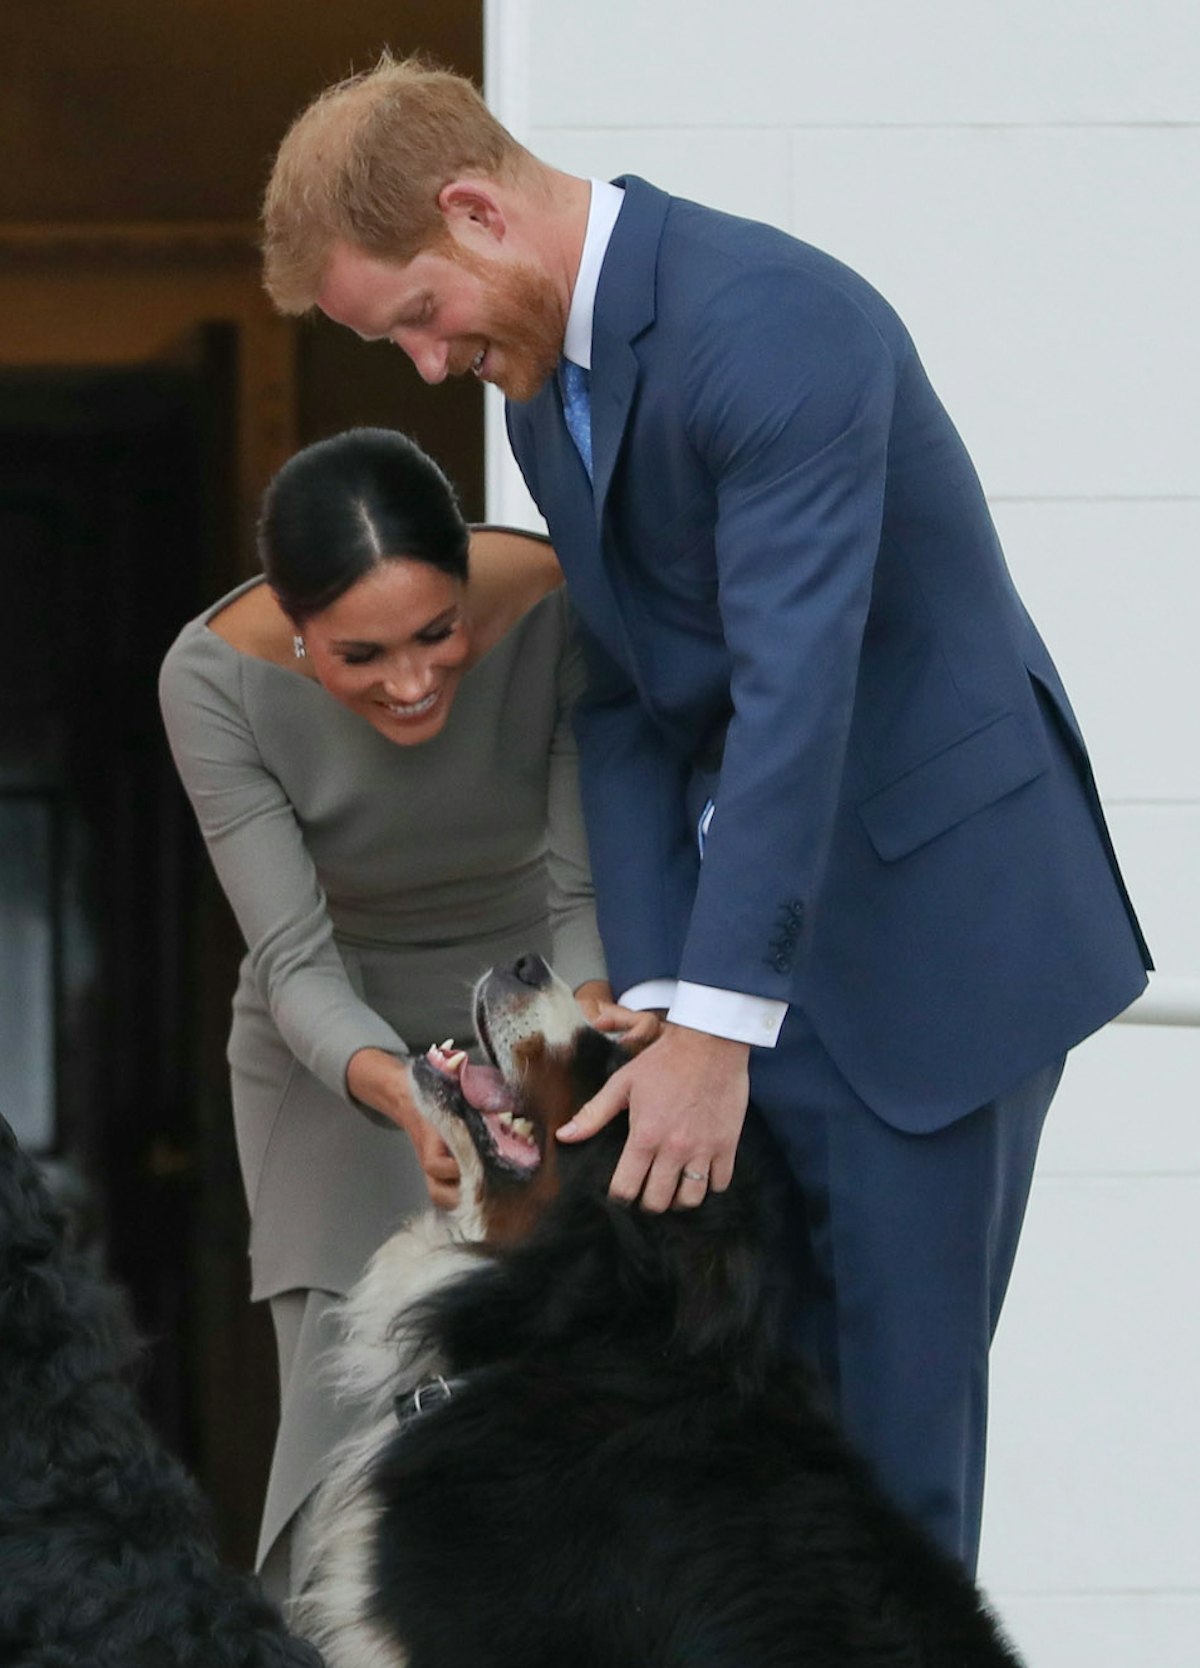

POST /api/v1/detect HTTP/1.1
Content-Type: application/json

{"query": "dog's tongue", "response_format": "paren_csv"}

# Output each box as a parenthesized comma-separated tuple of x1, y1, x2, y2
(459, 1061, 515, 1114)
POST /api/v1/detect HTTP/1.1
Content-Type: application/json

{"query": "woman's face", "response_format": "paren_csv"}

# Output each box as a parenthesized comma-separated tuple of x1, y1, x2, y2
(301, 558, 470, 745)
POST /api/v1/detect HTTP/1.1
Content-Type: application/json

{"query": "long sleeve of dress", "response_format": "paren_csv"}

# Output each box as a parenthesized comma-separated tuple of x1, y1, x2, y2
(544, 606, 609, 994)
(159, 633, 410, 1104)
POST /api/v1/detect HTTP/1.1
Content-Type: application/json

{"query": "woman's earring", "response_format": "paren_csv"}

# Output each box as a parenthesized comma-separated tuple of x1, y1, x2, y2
(292, 635, 307, 660)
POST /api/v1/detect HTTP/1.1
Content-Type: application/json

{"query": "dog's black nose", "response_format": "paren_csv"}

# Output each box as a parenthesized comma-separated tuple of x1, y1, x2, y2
(513, 953, 552, 989)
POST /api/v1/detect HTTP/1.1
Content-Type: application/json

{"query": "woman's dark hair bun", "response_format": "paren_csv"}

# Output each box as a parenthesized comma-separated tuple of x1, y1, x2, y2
(258, 428, 470, 622)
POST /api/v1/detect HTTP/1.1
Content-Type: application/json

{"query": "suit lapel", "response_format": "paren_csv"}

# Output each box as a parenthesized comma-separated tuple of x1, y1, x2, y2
(589, 337, 639, 528)
(589, 176, 669, 529)
(519, 377, 634, 671)
(506, 180, 672, 701)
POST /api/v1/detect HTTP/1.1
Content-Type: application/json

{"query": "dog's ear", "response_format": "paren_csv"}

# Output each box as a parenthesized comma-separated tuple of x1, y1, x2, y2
(569, 1024, 631, 1095)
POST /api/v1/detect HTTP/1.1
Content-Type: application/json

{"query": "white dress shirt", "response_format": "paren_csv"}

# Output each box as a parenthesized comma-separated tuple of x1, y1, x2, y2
(564, 182, 786, 1049)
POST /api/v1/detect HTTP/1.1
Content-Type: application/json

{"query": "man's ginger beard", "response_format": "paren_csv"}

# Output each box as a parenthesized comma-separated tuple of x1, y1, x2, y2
(443, 241, 567, 404)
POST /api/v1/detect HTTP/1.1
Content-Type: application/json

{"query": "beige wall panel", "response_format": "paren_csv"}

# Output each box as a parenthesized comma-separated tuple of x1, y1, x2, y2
(993, 502, 1200, 804)
(1101, 806, 1200, 984)
(1037, 1019, 1200, 1176)
(982, 1172, 1200, 1590)
(787, 128, 1200, 499)
(530, 126, 791, 226)
(527, 0, 1200, 128)
(994, 1594, 1200, 1668)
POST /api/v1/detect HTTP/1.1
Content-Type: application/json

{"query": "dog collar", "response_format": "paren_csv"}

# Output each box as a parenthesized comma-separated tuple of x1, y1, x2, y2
(393, 1374, 465, 1429)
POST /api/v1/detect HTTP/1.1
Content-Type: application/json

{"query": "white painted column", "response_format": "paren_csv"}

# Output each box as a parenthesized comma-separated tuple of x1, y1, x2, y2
(484, 9, 1200, 1657)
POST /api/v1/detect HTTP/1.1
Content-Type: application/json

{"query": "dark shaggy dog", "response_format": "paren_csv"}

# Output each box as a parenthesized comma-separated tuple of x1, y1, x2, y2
(295, 955, 1023, 1668)
(0, 1115, 322, 1668)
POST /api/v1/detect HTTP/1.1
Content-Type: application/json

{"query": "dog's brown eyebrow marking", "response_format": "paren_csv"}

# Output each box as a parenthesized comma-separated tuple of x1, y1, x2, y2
(480, 1042, 577, 1248)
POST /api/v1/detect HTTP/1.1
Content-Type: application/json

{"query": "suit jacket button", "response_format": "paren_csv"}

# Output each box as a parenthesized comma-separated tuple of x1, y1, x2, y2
(773, 954, 791, 973)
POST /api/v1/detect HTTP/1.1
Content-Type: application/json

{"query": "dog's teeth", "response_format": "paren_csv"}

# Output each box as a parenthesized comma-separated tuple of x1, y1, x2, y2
(445, 1050, 467, 1075)
(439, 1037, 455, 1051)
(498, 1111, 514, 1127)
(511, 1117, 534, 1140)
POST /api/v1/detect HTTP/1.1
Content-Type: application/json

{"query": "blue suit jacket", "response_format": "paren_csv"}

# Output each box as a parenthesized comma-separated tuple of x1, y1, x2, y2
(507, 177, 1149, 1131)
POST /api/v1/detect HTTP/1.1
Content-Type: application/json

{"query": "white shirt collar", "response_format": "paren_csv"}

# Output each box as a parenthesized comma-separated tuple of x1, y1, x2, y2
(563, 179, 625, 370)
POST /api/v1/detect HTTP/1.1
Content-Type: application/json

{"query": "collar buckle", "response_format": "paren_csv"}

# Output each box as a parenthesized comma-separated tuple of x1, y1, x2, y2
(394, 1373, 459, 1428)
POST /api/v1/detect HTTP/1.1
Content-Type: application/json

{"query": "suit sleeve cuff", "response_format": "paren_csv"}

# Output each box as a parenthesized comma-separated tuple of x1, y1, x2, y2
(617, 979, 677, 1012)
(668, 981, 788, 1047)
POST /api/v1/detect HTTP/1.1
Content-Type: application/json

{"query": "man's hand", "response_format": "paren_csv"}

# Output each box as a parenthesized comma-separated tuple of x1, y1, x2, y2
(574, 980, 665, 1053)
(588, 1002, 664, 1051)
(556, 1023, 749, 1211)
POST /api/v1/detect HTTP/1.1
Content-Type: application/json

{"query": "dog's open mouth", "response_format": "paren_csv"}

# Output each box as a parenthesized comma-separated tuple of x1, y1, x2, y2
(421, 1038, 541, 1176)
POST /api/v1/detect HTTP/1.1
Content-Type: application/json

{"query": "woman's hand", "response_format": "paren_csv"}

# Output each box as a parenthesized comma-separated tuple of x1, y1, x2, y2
(403, 1115, 461, 1212)
(575, 982, 666, 1053)
(346, 1047, 460, 1211)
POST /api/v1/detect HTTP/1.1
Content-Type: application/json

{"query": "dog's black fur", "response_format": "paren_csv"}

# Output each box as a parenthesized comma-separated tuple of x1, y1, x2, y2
(0, 1114, 322, 1668)
(356, 995, 1023, 1668)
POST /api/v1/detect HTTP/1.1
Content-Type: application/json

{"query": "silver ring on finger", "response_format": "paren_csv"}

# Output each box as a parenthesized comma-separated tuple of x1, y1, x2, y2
(681, 1167, 707, 1184)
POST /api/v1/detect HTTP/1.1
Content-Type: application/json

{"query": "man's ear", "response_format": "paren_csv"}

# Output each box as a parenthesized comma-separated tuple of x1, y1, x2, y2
(437, 180, 507, 244)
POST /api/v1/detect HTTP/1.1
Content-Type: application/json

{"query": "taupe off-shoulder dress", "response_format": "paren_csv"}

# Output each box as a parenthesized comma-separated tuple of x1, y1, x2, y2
(159, 575, 605, 1586)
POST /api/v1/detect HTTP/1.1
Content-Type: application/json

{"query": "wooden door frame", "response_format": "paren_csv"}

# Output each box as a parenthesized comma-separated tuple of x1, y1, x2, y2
(0, 221, 295, 574)
(0, 223, 297, 1560)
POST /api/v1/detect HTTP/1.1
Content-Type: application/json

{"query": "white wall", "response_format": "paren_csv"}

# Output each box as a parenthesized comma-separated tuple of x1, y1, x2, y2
(485, 5, 1200, 1661)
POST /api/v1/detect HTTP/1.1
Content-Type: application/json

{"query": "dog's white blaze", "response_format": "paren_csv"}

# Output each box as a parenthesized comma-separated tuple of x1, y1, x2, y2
(292, 1482, 408, 1668)
(294, 967, 590, 1661)
(291, 1212, 481, 1664)
(475, 965, 588, 1081)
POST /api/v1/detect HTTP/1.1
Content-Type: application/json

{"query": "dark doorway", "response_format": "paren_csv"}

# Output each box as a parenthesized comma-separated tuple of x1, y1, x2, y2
(0, 341, 274, 1560)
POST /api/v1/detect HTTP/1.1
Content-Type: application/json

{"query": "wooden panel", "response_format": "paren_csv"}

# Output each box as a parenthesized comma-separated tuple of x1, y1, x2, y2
(0, 1, 483, 222)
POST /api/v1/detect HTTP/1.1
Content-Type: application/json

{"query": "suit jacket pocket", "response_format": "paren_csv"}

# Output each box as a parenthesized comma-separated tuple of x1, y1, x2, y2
(857, 711, 1049, 863)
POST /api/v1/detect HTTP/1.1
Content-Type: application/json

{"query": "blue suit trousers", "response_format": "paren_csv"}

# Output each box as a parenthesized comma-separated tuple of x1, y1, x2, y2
(751, 1017, 1061, 1574)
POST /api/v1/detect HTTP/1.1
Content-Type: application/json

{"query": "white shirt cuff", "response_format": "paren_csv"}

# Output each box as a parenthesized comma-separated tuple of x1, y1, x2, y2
(618, 979, 677, 1012)
(668, 981, 788, 1048)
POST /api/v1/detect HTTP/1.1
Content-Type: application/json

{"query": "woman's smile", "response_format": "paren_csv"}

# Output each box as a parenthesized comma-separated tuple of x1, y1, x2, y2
(301, 560, 471, 745)
(378, 687, 442, 721)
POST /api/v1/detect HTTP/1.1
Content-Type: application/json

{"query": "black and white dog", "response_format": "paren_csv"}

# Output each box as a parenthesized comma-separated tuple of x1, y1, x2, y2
(294, 954, 1023, 1668)
(0, 1115, 322, 1668)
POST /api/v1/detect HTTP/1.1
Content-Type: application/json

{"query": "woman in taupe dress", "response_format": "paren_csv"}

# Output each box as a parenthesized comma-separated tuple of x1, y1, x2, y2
(159, 429, 656, 1600)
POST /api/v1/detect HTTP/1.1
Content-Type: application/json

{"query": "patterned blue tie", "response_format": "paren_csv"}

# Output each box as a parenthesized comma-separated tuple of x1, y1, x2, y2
(559, 358, 593, 482)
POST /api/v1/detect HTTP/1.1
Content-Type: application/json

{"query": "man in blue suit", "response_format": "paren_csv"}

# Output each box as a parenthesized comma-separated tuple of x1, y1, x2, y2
(263, 56, 1150, 1570)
